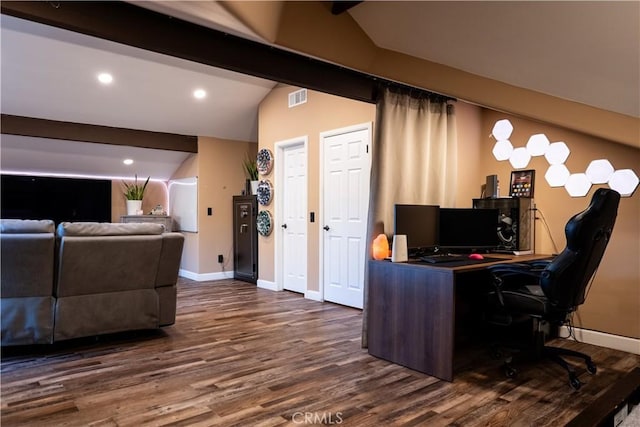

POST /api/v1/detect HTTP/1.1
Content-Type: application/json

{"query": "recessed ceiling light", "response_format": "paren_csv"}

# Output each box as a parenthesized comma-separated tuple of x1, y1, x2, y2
(193, 89, 206, 99)
(98, 72, 113, 85)
(123, 159, 134, 165)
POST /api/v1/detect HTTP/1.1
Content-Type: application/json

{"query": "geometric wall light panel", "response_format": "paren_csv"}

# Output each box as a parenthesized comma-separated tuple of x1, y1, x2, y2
(526, 134, 550, 156)
(585, 159, 615, 184)
(492, 119, 514, 140)
(490, 120, 638, 198)
(608, 169, 639, 197)
(545, 164, 571, 187)
(509, 147, 531, 169)
(492, 140, 514, 161)
(544, 142, 571, 165)
(565, 173, 592, 197)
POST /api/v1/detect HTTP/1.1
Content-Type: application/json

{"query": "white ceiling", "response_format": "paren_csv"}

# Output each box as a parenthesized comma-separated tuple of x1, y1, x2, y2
(1, 1, 638, 181)
(0, 13, 274, 180)
(349, 1, 639, 118)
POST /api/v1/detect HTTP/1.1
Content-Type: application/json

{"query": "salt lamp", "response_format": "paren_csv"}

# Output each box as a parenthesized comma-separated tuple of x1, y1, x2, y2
(372, 234, 389, 260)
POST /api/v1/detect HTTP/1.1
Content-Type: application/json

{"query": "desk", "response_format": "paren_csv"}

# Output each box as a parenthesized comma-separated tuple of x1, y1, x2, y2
(367, 254, 550, 381)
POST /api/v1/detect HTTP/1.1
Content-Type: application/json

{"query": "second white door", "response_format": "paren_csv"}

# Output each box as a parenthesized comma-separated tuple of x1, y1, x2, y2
(322, 124, 371, 309)
(281, 141, 307, 294)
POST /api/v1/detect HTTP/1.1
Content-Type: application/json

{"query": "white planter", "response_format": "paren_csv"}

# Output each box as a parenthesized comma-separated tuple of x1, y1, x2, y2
(250, 181, 259, 195)
(126, 200, 143, 215)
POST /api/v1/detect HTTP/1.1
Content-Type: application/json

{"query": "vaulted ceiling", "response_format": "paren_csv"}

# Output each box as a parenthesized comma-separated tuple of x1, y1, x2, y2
(1, 1, 637, 180)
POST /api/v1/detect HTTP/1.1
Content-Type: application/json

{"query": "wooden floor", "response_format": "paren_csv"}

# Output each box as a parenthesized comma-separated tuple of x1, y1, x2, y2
(2, 279, 639, 426)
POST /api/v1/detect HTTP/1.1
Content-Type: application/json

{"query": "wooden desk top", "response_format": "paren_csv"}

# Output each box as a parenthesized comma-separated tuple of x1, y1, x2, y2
(374, 253, 553, 273)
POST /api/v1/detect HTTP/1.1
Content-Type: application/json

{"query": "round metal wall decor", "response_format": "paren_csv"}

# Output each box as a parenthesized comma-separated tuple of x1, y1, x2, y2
(256, 179, 273, 206)
(257, 148, 273, 176)
(256, 210, 273, 236)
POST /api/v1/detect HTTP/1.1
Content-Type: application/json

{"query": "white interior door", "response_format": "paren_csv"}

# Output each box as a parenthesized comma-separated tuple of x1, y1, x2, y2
(281, 141, 307, 294)
(322, 124, 371, 309)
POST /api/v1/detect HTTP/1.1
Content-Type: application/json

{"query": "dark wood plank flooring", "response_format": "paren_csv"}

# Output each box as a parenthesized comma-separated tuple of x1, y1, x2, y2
(2, 279, 639, 426)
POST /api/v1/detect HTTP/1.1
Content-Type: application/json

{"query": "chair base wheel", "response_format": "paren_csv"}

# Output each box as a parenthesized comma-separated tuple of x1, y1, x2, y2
(586, 361, 597, 375)
(503, 364, 518, 379)
(569, 374, 582, 390)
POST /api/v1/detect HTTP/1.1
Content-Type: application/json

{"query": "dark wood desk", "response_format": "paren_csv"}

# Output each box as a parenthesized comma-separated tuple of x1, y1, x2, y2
(367, 254, 551, 381)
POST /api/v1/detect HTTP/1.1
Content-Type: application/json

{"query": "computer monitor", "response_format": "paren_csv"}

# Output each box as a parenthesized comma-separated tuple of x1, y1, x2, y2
(438, 208, 499, 251)
(393, 204, 440, 254)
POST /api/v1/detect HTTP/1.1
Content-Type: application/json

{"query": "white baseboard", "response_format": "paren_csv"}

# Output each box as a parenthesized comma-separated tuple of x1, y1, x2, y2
(178, 269, 233, 282)
(305, 290, 322, 302)
(559, 326, 640, 355)
(257, 279, 278, 291)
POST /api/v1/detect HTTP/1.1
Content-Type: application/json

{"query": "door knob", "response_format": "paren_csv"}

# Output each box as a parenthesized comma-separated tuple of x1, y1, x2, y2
(323, 225, 330, 231)
(282, 224, 288, 229)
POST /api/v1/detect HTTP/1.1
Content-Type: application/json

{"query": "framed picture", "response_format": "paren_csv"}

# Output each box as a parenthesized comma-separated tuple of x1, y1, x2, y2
(510, 169, 535, 198)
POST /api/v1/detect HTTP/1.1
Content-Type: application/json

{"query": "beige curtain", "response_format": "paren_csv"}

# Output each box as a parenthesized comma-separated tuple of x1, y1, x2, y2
(362, 88, 458, 347)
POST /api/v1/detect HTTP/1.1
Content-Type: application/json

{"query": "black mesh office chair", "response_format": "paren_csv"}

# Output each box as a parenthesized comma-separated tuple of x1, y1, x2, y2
(485, 188, 620, 390)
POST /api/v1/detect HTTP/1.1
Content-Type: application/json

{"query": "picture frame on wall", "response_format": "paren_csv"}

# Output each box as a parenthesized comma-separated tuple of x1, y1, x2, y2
(510, 169, 535, 198)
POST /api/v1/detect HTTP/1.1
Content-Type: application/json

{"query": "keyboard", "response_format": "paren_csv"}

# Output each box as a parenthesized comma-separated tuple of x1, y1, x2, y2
(419, 254, 463, 264)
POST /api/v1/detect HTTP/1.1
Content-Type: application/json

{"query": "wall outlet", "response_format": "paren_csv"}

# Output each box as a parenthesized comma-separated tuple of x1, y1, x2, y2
(218, 254, 223, 263)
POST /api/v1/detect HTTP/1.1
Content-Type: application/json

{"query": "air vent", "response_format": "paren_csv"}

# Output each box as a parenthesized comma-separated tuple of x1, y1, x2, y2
(288, 89, 307, 108)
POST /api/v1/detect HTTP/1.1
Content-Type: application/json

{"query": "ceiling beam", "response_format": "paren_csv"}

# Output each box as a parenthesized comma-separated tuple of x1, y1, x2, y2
(0, 0, 379, 104)
(1, 114, 198, 153)
(331, 1, 363, 15)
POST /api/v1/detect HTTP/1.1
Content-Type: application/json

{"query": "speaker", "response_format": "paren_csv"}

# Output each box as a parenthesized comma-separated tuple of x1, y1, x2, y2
(473, 197, 534, 253)
(485, 175, 499, 198)
(391, 235, 408, 262)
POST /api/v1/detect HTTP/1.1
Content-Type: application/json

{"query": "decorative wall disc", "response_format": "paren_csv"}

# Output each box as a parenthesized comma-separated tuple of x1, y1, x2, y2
(257, 210, 273, 236)
(257, 148, 273, 176)
(257, 179, 273, 206)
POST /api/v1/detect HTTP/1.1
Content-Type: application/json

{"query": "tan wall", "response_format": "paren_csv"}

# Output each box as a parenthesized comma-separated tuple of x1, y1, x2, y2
(452, 101, 484, 208)
(110, 180, 167, 222)
(197, 136, 257, 274)
(171, 139, 256, 275)
(258, 86, 376, 290)
(480, 109, 640, 338)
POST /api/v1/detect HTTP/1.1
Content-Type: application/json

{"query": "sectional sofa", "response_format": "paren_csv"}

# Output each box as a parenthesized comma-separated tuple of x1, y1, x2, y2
(0, 219, 184, 346)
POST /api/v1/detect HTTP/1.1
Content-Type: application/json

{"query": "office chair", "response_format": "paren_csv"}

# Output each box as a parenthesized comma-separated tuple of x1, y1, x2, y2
(485, 188, 620, 390)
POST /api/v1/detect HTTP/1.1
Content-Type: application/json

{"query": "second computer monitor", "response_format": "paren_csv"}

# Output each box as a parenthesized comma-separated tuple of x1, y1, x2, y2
(439, 208, 499, 251)
(393, 204, 440, 252)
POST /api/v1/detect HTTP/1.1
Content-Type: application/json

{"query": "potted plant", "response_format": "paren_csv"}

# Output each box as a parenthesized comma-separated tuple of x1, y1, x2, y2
(243, 154, 259, 195)
(122, 174, 150, 215)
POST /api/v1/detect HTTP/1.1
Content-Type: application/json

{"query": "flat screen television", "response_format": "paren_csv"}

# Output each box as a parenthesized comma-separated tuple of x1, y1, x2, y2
(1, 174, 112, 225)
(393, 204, 440, 255)
(439, 208, 499, 251)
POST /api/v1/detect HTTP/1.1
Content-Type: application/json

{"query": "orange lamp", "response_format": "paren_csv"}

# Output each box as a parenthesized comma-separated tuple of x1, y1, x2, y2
(372, 234, 389, 260)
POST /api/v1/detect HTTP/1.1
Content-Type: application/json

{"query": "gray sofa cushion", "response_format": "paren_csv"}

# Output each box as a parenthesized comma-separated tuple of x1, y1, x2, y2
(1, 297, 55, 345)
(56, 235, 163, 296)
(1, 219, 55, 234)
(1, 234, 55, 297)
(57, 222, 164, 236)
(54, 290, 158, 341)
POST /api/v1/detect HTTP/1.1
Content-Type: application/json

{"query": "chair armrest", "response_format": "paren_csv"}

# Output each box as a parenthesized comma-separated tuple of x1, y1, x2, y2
(487, 263, 543, 307)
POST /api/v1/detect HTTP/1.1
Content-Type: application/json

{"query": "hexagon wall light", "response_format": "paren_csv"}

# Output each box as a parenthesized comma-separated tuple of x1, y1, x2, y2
(509, 147, 531, 169)
(492, 119, 513, 141)
(526, 134, 550, 156)
(545, 164, 571, 187)
(490, 120, 638, 198)
(565, 173, 592, 197)
(585, 159, 614, 184)
(492, 140, 514, 161)
(544, 142, 571, 165)
(608, 169, 639, 197)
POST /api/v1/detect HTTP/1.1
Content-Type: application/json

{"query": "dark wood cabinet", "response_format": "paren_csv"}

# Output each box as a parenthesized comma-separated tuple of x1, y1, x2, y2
(233, 196, 257, 283)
